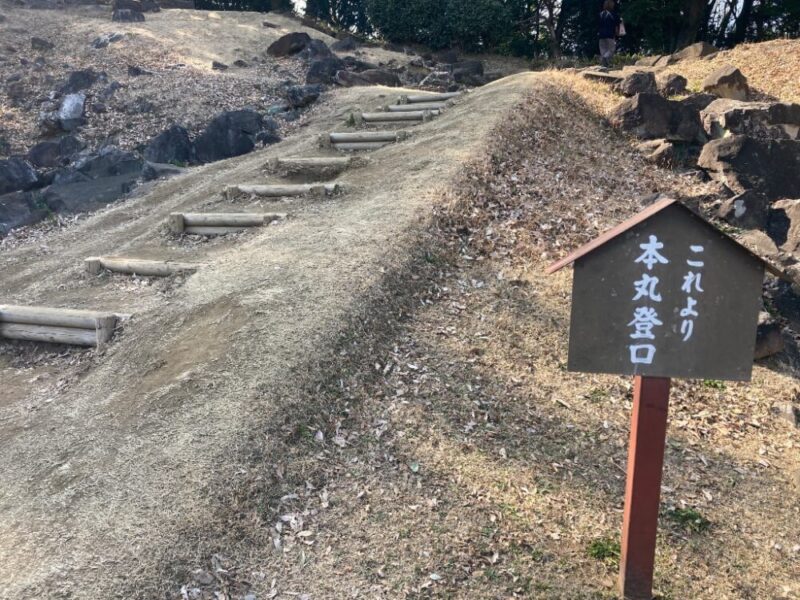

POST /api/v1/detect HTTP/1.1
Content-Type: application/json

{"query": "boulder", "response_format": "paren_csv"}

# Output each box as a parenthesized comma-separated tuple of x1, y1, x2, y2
(306, 57, 345, 85)
(657, 72, 687, 97)
(635, 56, 663, 67)
(212, 61, 228, 71)
(615, 71, 658, 97)
(679, 93, 717, 113)
(42, 174, 139, 215)
(610, 93, 704, 142)
(0, 157, 39, 195)
(435, 49, 459, 65)
(31, 37, 54, 51)
(420, 70, 456, 91)
(27, 135, 85, 168)
(701, 99, 800, 140)
(285, 84, 323, 108)
(754, 312, 785, 360)
(194, 109, 265, 164)
(769, 200, 800, 253)
(717, 190, 769, 230)
(61, 69, 101, 94)
(334, 69, 401, 87)
(671, 41, 718, 63)
(298, 39, 333, 61)
(738, 229, 781, 261)
(143, 124, 194, 165)
(452, 60, 485, 86)
(142, 161, 184, 181)
(331, 36, 359, 52)
(698, 136, 800, 200)
(91, 32, 125, 49)
(57, 93, 87, 131)
(112, 9, 145, 22)
(702, 65, 749, 101)
(636, 139, 677, 167)
(0, 191, 49, 236)
(71, 146, 143, 179)
(340, 55, 378, 72)
(267, 32, 312, 57)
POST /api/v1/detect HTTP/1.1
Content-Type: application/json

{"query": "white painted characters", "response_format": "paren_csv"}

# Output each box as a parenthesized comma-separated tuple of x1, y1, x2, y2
(680, 245, 705, 342)
(629, 235, 669, 365)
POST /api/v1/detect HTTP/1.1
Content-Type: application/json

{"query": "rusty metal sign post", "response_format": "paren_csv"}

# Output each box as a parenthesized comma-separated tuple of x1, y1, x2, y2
(547, 198, 779, 600)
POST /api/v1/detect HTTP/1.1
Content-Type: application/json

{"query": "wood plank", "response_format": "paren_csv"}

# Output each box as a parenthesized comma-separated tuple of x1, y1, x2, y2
(0, 305, 116, 329)
(85, 257, 200, 277)
(329, 131, 407, 143)
(403, 91, 461, 104)
(0, 323, 99, 347)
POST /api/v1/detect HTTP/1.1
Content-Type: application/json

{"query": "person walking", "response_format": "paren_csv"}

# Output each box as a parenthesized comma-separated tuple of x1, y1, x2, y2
(599, 0, 622, 68)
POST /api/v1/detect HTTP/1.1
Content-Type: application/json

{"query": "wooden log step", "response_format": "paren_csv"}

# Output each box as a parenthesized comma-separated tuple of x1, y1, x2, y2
(85, 257, 201, 277)
(169, 212, 285, 234)
(267, 156, 369, 175)
(357, 111, 435, 123)
(328, 131, 410, 144)
(332, 141, 392, 152)
(402, 91, 461, 104)
(386, 102, 447, 112)
(0, 305, 119, 347)
(224, 183, 340, 200)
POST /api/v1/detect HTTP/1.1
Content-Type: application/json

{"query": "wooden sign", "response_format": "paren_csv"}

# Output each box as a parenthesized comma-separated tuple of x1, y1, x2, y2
(560, 201, 771, 380)
(547, 197, 780, 600)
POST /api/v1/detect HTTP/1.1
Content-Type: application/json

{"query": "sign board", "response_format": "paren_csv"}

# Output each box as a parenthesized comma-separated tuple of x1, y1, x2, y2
(551, 201, 771, 381)
(546, 198, 780, 600)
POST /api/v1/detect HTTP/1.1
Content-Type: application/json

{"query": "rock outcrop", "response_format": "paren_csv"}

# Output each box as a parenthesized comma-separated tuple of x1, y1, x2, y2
(702, 65, 749, 100)
(701, 99, 800, 140)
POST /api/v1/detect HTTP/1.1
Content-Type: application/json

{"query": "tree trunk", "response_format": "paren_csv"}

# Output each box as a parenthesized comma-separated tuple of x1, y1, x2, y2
(729, 0, 755, 45)
(674, 0, 707, 49)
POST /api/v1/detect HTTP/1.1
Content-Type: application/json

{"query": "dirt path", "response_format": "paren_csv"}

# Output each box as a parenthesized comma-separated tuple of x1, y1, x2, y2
(0, 76, 540, 598)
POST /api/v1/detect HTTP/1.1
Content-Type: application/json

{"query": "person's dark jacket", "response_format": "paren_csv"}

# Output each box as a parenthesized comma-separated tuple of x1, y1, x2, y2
(599, 10, 621, 40)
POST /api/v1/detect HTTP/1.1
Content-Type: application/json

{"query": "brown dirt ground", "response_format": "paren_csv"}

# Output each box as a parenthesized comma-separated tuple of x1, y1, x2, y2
(0, 74, 544, 598)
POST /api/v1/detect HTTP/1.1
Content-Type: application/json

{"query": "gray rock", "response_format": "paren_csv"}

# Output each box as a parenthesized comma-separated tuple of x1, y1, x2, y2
(636, 138, 677, 166)
(27, 135, 85, 168)
(57, 93, 86, 131)
(142, 161, 184, 181)
(610, 93, 704, 142)
(91, 32, 125, 49)
(435, 49, 459, 65)
(72, 146, 143, 179)
(334, 69, 400, 87)
(306, 57, 345, 85)
(331, 36, 359, 52)
(772, 401, 800, 427)
(99, 81, 123, 101)
(61, 69, 101, 94)
(31, 37, 54, 51)
(0, 190, 49, 236)
(769, 199, 800, 253)
(717, 190, 769, 230)
(212, 60, 228, 71)
(698, 136, 800, 200)
(233, 59, 248, 68)
(194, 109, 265, 164)
(754, 312, 785, 360)
(112, 9, 145, 22)
(452, 60, 485, 86)
(420, 70, 456, 92)
(679, 93, 718, 113)
(285, 84, 323, 108)
(615, 71, 658, 97)
(42, 173, 138, 215)
(267, 32, 312, 57)
(701, 99, 800, 140)
(0, 157, 39, 194)
(702, 65, 749, 101)
(657, 73, 687, 97)
(144, 124, 194, 165)
(298, 39, 333, 61)
(671, 41, 718, 63)
(127, 65, 153, 77)
(635, 56, 663, 67)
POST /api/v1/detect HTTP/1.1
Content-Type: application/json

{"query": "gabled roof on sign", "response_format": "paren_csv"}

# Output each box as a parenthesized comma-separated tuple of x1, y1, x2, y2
(545, 197, 784, 277)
